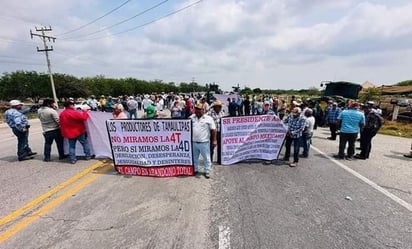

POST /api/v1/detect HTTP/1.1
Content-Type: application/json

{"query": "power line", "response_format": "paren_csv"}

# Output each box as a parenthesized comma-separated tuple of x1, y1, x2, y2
(0, 36, 33, 45)
(62, 0, 169, 40)
(0, 60, 45, 66)
(57, 0, 133, 36)
(66, 0, 203, 41)
(0, 15, 47, 26)
(0, 55, 37, 60)
(115, 0, 203, 35)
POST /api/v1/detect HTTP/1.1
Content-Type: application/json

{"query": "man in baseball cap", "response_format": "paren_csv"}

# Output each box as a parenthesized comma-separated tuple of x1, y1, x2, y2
(4, 100, 37, 161)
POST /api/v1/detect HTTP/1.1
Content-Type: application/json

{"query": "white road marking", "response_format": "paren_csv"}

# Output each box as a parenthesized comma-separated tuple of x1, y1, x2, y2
(311, 145, 412, 212)
(219, 225, 231, 249)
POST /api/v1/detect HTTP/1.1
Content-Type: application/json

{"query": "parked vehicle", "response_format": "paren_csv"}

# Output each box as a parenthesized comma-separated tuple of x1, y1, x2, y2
(397, 99, 410, 107)
(397, 111, 412, 122)
(74, 100, 89, 110)
(321, 81, 363, 100)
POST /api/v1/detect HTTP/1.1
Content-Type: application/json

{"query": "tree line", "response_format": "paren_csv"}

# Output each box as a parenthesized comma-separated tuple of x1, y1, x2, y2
(0, 71, 209, 102)
(3, 70, 409, 103)
(0, 70, 324, 103)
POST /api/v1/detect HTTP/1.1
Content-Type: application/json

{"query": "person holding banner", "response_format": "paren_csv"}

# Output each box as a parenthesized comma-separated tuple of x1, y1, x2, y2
(190, 103, 217, 178)
(60, 101, 92, 164)
(208, 100, 225, 164)
(262, 101, 275, 115)
(283, 107, 306, 167)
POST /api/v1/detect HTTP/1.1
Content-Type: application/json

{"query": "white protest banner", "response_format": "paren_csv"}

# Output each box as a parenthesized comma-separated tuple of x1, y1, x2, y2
(221, 115, 287, 165)
(61, 111, 113, 158)
(106, 119, 194, 177)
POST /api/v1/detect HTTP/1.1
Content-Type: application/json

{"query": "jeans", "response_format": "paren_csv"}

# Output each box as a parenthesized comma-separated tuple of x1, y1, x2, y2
(338, 133, 358, 158)
(193, 141, 211, 173)
(43, 129, 65, 160)
(301, 132, 312, 157)
(12, 127, 32, 160)
(68, 133, 91, 161)
(284, 136, 302, 163)
(128, 109, 137, 119)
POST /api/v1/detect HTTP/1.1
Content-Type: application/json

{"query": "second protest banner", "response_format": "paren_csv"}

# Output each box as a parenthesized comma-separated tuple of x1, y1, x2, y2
(221, 115, 287, 165)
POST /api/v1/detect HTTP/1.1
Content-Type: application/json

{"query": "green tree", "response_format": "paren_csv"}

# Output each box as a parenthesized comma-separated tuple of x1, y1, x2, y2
(0, 71, 49, 101)
(359, 87, 381, 103)
(240, 87, 253, 95)
(253, 88, 262, 93)
(396, 80, 412, 86)
(306, 87, 321, 96)
(54, 73, 88, 99)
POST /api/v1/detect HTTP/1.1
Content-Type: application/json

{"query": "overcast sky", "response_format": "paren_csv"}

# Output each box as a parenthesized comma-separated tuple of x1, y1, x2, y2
(1, 0, 412, 91)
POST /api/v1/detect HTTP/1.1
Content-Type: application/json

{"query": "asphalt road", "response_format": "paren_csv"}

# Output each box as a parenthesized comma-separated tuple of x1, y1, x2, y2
(0, 118, 411, 249)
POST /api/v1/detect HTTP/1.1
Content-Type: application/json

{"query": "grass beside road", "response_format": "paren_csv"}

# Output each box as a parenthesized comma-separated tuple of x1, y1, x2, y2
(379, 121, 412, 138)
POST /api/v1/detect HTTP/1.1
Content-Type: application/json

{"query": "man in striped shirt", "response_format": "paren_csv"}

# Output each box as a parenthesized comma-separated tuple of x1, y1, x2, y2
(283, 107, 306, 167)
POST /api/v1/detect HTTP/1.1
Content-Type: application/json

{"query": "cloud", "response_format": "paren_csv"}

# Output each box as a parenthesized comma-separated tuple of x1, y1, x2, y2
(1, 0, 412, 90)
(269, 2, 412, 55)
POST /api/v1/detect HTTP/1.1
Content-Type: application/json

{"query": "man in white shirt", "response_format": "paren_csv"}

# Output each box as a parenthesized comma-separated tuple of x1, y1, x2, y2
(190, 103, 217, 178)
(142, 95, 152, 114)
(87, 95, 99, 111)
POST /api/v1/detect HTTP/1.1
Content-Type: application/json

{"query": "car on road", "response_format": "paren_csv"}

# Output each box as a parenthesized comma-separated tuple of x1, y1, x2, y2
(74, 100, 89, 110)
(397, 111, 412, 122)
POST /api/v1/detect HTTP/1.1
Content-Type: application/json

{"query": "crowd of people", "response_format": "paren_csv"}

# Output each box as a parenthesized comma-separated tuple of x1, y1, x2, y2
(3, 92, 411, 177)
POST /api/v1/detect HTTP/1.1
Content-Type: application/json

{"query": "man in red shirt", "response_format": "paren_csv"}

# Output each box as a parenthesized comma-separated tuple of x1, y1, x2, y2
(59, 101, 92, 164)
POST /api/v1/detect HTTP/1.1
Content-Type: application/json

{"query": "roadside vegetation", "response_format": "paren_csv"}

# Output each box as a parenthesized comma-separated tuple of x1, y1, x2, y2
(379, 121, 412, 138)
(1, 71, 411, 139)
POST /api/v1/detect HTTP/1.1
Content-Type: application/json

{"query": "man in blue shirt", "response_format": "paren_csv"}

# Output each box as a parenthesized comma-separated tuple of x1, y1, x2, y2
(4, 100, 37, 161)
(335, 102, 365, 160)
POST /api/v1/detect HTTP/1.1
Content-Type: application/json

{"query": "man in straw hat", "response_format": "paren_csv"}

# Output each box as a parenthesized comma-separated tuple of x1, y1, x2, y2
(208, 100, 225, 164)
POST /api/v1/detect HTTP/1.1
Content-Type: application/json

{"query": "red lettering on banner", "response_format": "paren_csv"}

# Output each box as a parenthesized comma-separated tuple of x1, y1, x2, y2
(116, 166, 193, 177)
(261, 133, 285, 139)
(223, 119, 231, 125)
(232, 116, 271, 124)
(246, 134, 259, 141)
(223, 137, 239, 144)
(122, 136, 159, 143)
(111, 136, 121, 143)
(160, 133, 182, 143)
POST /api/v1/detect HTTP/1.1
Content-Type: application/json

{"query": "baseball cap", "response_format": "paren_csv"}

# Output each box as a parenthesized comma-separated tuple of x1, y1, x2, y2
(9, 100, 22, 106)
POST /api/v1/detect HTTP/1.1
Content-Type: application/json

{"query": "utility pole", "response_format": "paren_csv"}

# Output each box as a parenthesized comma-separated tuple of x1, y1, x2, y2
(232, 83, 240, 93)
(30, 26, 58, 104)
